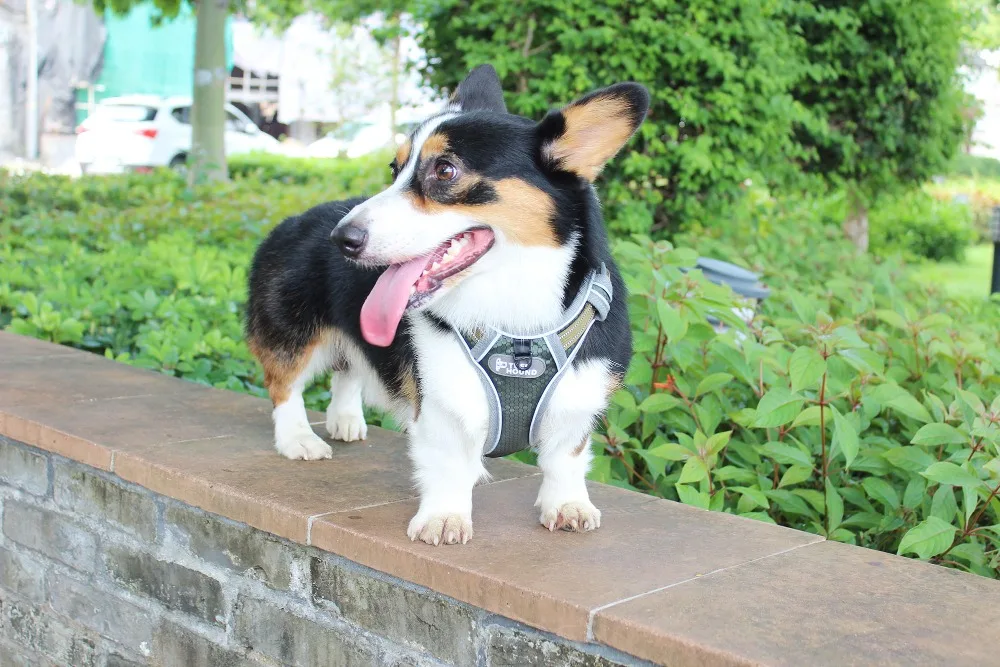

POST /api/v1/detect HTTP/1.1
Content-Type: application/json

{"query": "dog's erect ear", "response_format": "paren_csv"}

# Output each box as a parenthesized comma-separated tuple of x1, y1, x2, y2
(538, 83, 649, 181)
(450, 64, 507, 114)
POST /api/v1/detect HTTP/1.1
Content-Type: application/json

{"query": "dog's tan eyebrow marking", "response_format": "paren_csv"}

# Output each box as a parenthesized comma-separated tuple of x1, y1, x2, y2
(419, 133, 449, 161)
(395, 140, 412, 167)
(403, 177, 559, 248)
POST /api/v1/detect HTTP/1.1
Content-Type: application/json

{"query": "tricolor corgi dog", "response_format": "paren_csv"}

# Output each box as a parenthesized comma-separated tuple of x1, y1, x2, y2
(246, 65, 648, 545)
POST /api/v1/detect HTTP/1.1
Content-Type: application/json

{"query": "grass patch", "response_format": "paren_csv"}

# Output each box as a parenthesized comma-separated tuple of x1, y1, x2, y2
(911, 244, 996, 297)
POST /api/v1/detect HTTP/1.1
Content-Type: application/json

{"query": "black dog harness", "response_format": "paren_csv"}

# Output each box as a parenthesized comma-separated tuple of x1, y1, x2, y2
(453, 264, 613, 458)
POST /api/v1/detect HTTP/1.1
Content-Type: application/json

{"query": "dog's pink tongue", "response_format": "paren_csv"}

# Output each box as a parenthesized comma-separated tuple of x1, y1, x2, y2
(360, 257, 429, 347)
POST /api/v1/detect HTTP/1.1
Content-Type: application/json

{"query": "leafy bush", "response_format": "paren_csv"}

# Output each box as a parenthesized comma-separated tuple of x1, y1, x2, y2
(3, 168, 999, 578)
(600, 222, 1000, 577)
(227, 151, 393, 188)
(0, 161, 389, 423)
(414, 0, 970, 245)
(413, 0, 810, 235)
(869, 191, 975, 262)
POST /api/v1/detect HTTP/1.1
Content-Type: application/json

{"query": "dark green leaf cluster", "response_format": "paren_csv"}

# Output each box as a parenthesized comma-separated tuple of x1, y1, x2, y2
(413, 0, 972, 235)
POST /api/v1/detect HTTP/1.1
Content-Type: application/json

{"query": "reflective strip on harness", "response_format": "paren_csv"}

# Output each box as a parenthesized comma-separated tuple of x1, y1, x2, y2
(454, 264, 613, 458)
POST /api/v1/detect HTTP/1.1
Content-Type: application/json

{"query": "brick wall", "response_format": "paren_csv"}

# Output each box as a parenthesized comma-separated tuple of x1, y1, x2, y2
(0, 436, 647, 667)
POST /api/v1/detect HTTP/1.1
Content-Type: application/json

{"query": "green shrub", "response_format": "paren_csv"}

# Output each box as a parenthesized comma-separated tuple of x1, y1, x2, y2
(603, 228, 1000, 578)
(227, 151, 393, 189)
(413, 0, 810, 236)
(2, 168, 998, 577)
(869, 192, 975, 262)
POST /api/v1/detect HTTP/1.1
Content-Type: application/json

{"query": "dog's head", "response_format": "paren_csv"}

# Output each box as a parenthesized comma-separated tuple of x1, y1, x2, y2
(333, 64, 649, 346)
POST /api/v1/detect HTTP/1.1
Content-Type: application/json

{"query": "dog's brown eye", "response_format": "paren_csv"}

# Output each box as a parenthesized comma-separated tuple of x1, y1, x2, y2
(434, 160, 458, 181)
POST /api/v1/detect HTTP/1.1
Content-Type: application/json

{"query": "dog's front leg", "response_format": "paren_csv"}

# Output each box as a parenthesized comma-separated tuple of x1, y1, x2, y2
(535, 358, 615, 532)
(406, 403, 487, 545)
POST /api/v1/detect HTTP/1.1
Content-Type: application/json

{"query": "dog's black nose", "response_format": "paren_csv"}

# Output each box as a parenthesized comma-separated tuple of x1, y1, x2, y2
(332, 224, 368, 258)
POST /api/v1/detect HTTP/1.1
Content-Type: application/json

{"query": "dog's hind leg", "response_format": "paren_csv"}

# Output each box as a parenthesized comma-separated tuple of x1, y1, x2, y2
(255, 337, 334, 461)
(326, 363, 368, 442)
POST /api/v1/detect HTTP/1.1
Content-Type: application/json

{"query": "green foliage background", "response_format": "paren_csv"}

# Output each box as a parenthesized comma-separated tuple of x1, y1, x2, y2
(411, 0, 972, 236)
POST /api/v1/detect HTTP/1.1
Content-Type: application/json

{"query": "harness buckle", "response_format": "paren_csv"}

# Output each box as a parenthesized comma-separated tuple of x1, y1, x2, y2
(512, 338, 533, 370)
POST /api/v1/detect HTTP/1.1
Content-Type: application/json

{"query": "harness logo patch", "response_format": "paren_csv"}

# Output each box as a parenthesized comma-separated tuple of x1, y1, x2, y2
(488, 354, 546, 378)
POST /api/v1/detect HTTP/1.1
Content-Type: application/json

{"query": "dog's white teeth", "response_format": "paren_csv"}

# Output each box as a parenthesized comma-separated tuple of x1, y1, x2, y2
(410, 286, 416, 295)
(431, 262, 441, 270)
(458, 235, 470, 246)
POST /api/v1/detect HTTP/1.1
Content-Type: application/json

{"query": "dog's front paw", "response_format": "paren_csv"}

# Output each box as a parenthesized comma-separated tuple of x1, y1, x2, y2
(540, 501, 601, 532)
(326, 410, 367, 442)
(275, 430, 333, 461)
(407, 512, 473, 546)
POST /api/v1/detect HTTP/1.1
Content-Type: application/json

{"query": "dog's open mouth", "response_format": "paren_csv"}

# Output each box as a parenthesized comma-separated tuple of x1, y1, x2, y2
(360, 228, 495, 346)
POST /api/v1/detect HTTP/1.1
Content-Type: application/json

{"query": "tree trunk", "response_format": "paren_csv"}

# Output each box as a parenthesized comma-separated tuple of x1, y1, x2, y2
(844, 198, 869, 253)
(189, 0, 228, 185)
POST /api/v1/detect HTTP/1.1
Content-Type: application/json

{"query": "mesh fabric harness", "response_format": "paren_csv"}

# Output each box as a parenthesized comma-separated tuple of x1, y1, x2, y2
(453, 264, 613, 458)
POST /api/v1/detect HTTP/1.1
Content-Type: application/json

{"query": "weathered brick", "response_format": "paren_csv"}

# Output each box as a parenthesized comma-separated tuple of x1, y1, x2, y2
(48, 573, 156, 654)
(0, 636, 47, 667)
(234, 595, 378, 667)
(0, 438, 48, 496)
(3, 596, 97, 667)
(151, 620, 257, 667)
(2, 502, 96, 573)
(101, 547, 225, 627)
(106, 653, 146, 667)
(311, 555, 478, 665)
(0, 547, 46, 603)
(165, 504, 298, 592)
(53, 463, 157, 541)
(486, 626, 628, 667)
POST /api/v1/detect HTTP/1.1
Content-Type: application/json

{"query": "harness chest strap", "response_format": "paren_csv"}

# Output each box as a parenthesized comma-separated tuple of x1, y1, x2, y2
(454, 264, 613, 458)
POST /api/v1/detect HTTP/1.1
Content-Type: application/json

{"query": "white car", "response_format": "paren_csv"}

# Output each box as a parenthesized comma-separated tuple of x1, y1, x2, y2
(75, 95, 282, 174)
(306, 120, 412, 160)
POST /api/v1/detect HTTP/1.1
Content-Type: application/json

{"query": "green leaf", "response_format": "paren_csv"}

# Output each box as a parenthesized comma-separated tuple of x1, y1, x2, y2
(778, 465, 813, 488)
(638, 393, 681, 413)
(758, 442, 814, 468)
(752, 388, 805, 428)
(875, 309, 908, 330)
(611, 390, 637, 411)
(825, 478, 844, 533)
(647, 442, 693, 461)
(657, 300, 687, 343)
(922, 462, 982, 489)
(902, 476, 927, 509)
(931, 486, 959, 522)
(791, 405, 832, 428)
(788, 346, 826, 393)
(732, 486, 769, 510)
(677, 456, 709, 484)
(633, 449, 668, 480)
(862, 477, 900, 510)
(675, 484, 709, 510)
(695, 373, 733, 397)
(833, 409, 859, 469)
(911, 423, 967, 447)
(884, 392, 932, 424)
(883, 446, 936, 472)
(897, 517, 956, 559)
(703, 430, 732, 456)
